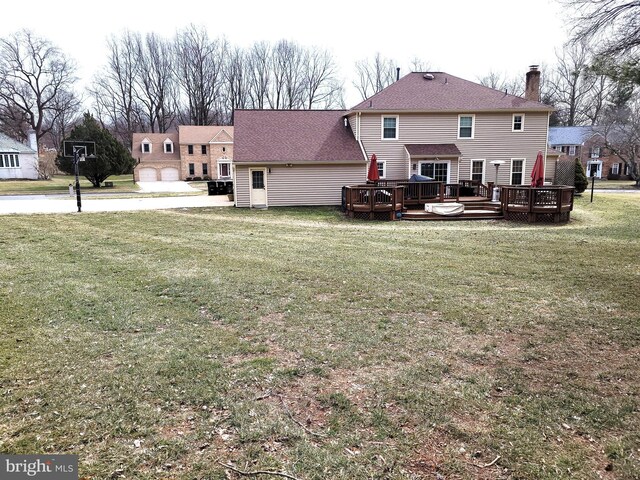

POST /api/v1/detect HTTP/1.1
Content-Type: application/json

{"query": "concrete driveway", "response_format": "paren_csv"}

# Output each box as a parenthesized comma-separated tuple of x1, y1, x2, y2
(136, 181, 201, 193)
(0, 194, 233, 215)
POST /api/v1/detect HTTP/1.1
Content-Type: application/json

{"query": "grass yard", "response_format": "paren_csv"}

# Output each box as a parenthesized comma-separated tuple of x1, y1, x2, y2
(0, 175, 139, 195)
(592, 179, 639, 190)
(1, 194, 638, 479)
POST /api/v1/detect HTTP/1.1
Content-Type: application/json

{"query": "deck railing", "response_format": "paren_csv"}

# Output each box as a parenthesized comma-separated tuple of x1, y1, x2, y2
(343, 185, 405, 220)
(376, 179, 492, 204)
(501, 186, 574, 223)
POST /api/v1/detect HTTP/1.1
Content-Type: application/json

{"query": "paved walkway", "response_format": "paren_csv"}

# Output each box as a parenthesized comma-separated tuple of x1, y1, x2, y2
(0, 194, 233, 215)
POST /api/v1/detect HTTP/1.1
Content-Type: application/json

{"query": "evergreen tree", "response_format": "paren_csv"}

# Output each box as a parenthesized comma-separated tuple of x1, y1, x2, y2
(574, 157, 589, 193)
(57, 113, 135, 187)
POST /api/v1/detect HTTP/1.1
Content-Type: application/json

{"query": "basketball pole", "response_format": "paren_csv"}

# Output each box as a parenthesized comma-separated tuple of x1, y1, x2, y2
(74, 147, 82, 212)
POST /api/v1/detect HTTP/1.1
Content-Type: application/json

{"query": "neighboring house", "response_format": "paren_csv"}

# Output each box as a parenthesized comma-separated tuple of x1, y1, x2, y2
(132, 126, 233, 182)
(0, 131, 39, 180)
(233, 110, 365, 207)
(233, 66, 554, 207)
(548, 125, 632, 180)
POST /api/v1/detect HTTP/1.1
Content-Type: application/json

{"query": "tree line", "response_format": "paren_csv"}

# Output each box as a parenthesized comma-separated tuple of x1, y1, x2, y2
(1, 1, 639, 164)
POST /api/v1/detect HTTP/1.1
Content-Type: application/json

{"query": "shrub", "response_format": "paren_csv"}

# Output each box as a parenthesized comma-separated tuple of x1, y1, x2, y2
(192, 176, 202, 181)
(574, 158, 588, 193)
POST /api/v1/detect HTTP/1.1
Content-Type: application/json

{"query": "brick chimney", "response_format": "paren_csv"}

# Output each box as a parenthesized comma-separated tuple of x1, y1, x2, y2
(525, 65, 540, 102)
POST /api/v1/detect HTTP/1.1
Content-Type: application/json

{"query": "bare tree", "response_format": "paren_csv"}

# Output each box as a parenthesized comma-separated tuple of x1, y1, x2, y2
(224, 46, 249, 123)
(547, 42, 601, 125)
(565, 0, 640, 56)
(0, 29, 80, 148)
(302, 48, 343, 109)
(246, 42, 271, 109)
(408, 57, 431, 73)
(600, 100, 640, 185)
(353, 53, 397, 100)
(90, 30, 144, 147)
(135, 33, 178, 133)
(477, 71, 524, 96)
(174, 25, 227, 125)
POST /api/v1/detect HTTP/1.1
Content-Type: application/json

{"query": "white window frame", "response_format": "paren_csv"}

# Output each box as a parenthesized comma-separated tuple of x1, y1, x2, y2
(418, 160, 451, 183)
(218, 160, 232, 178)
(569, 145, 576, 156)
(142, 141, 152, 154)
(0, 153, 20, 168)
(512, 114, 525, 132)
(381, 115, 399, 140)
(510, 158, 526, 185)
(458, 114, 475, 139)
(611, 163, 620, 175)
(163, 139, 174, 154)
(590, 147, 601, 158)
(376, 160, 386, 179)
(470, 159, 485, 183)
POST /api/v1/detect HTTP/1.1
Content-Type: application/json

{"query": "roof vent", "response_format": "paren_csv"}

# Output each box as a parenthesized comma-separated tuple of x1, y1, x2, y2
(423, 73, 434, 80)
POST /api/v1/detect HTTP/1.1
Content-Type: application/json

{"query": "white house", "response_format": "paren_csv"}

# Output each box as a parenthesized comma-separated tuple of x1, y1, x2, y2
(0, 131, 39, 180)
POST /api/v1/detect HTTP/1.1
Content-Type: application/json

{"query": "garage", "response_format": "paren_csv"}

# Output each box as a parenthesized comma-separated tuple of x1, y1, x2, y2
(138, 167, 157, 182)
(161, 167, 180, 181)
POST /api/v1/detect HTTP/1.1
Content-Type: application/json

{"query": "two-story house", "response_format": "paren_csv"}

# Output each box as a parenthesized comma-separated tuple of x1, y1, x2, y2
(548, 125, 633, 180)
(233, 67, 553, 208)
(132, 126, 234, 182)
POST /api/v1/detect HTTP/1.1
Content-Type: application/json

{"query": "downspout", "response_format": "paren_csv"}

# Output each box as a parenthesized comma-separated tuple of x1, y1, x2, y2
(356, 112, 368, 177)
(544, 111, 550, 184)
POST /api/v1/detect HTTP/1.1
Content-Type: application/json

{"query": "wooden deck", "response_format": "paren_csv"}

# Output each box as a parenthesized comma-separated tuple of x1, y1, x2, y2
(343, 182, 575, 223)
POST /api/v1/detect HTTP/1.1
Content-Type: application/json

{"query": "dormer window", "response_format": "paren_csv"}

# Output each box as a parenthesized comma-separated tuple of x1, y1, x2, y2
(164, 139, 173, 154)
(141, 140, 151, 153)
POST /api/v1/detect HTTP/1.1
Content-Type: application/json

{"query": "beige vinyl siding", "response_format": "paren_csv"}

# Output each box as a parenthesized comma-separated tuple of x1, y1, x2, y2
(234, 166, 251, 207)
(359, 111, 549, 185)
(234, 163, 366, 207)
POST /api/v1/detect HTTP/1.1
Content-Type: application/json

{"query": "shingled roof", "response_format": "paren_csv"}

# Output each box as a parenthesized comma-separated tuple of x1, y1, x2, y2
(0, 132, 35, 153)
(177, 125, 234, 144)
(350, 72, 553, 112)
(234, 110, 365, 164)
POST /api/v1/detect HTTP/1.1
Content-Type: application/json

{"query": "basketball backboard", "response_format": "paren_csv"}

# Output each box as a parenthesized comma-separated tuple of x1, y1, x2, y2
(63, 141, 96, 158)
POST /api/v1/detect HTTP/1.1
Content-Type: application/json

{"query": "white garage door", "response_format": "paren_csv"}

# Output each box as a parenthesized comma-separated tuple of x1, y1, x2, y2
(161, 167, 180, 181)
(139, 167, 157, 182)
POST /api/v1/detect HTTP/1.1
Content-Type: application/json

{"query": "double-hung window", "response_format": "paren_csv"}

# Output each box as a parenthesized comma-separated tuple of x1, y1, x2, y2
(511, 159, 525, 185)
(382, 116, 398, 139)
(458, 115, 474, 138)
(512, 114, 524, 131)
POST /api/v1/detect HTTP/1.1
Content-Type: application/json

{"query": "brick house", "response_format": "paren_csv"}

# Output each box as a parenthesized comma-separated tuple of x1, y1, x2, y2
(132, 126, 233, 182)
(548, 125, 633, 180)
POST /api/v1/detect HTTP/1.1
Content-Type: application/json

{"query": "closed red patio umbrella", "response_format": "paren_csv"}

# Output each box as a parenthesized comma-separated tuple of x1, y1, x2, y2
(531, 150, 545, 187)
(367, 153, 380, 183)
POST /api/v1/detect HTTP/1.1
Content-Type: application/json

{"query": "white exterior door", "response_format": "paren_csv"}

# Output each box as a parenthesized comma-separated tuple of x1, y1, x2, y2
(587, 161, 602, 179)
(250, 169, 267, 206)
(160, 167, 179, 181)
(139, 167, 157, 181)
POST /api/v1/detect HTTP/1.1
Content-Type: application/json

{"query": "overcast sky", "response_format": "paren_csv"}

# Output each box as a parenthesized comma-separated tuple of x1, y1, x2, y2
(8, 0, 570, 107)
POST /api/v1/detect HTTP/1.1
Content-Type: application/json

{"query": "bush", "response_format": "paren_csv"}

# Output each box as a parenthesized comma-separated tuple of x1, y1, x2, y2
(202, 175, 211, 181)
(574, 158, 588, 193)
(192, 176, 202, 181)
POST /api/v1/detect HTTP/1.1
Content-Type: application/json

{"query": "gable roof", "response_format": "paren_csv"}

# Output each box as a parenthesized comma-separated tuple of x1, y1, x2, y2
(548, 126, 602, 146)
(234, 110, 365, 164)
(178, 125, 234, 144)
(349, 72, 553, 113)
(0, 132, 35, 153)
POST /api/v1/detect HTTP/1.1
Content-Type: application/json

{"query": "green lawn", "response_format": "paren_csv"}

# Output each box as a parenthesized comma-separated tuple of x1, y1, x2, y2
(1, 195, 638, 479)
(0, 175, 140, 195)
(592, 179, 639, 190)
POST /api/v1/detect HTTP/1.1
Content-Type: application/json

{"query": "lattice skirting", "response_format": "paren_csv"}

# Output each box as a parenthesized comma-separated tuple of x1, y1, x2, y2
(504, 211, 571, 223)
(348, 210, 398, 221)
